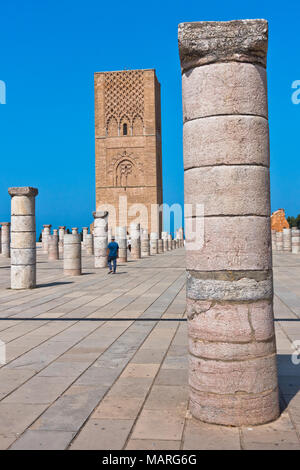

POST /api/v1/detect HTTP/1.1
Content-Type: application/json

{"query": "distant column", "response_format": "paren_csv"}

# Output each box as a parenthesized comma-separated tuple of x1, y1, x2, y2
(117, 226, 127, 262)
(283, 228, 292, 252)
(93, 211, 108, 268)
(150, 232, 158, 255)
(64, 233, 81, 275)
(85, 233, 94, 255)
(167, 234, 172, 251)
(42, 224, 51, 253)
(58, 226, 66, 254)
(8, 187, 38, 289)
(158, 239, 163, 254)
(179, 19, 279, 426)
(82, 227, 88, 247)
(161, 232, 168, 252)
(276, 231, 283, 252)
(141, 233, 150, 257)
(72, 227, 78, 235)
(292, 228, 300, 254)
(172, 239, 176, 250)
(48, 233, 59, 261)
(1, 222, 11, 257)
(130, 223, 141, 259)
(0, 226, 1, 254)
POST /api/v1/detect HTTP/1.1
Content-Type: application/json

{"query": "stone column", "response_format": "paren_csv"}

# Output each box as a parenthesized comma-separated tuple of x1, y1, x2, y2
(276, 231, 283, 252)
(85, 233, 94, 255)
(58, 226, 66, 254)
(0, 226, 1, 254)
(63, 233, 81, 275)
(48, 233, 59, 261)
(179, 19, 279, 426)
(283, 228, 292, 252)
(172, 239, 176, 250)
(8, 187, 38, 289)
(292, 228, 300, 254)
(1, 222, 11, 257)
(72, 227, 78, 235)
(82, 227, 88, 247)
(271, 230, 277, 252)
(141, 233, 150, 257)
(161, 232, 168, 252)
(130, 223, 141, 259)
(167, 234, 172, 251)
(42, 225, 51, 253)
(116, 226, 127, 262)
(158, 239, 163, 254)
(150, 232, 158, 255)
(93, 211, 108, 268)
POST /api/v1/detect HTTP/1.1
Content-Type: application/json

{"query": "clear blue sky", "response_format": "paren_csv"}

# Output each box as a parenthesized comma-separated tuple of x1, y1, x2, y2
(0, 0, 299, 237)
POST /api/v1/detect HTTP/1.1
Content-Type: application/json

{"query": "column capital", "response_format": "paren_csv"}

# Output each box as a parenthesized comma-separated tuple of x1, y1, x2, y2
(8, 187, 38, 197)
(178, 19, 268, 72)
(93, 211, 108, 219)
(1, 222, 10, 226)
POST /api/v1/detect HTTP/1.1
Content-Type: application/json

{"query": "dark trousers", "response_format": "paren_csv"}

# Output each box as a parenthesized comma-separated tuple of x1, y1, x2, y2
(108, 257, 117, 272)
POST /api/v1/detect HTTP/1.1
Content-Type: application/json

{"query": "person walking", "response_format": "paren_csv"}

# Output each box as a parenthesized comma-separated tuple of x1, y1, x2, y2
(107, 236, 119, 274)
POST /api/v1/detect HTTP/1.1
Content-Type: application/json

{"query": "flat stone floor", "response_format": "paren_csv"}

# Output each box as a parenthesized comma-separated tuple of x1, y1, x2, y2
(0, 246, 299, 450)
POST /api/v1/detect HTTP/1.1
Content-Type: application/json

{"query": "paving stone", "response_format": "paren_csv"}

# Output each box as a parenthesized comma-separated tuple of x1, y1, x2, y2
(131, 409, 185, 441)
(125, 439, 181, 450)
(183, 416, 241, 450)
(69, 419, 134, 450)
(10, 430, 76, 450)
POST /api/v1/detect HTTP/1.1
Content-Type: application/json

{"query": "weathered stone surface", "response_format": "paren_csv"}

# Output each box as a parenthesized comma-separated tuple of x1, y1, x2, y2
(178, 19, 268, 72)
(11, 265, 36, 289)
(116, 226, 127, 262)
(187, 299, 275, 343)
(85, 234, 93, 255)
(130, 223, 141, 259)
(93, 212, 108, 268)
(48, 235, 59, 261)
(0, 222, 10, 257)
(187, 271, 273, 301)
(189, 387, 279, 427)
(182, 62, 267, 122)
(185, 216, 272, 271)
(183, 116, 269, 169)
(185, 166, 270, 216)
(189, 354, 278, 394)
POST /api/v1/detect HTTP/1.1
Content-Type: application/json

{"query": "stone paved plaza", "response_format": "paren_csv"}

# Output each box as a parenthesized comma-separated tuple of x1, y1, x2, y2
(0, 247, 299, 450)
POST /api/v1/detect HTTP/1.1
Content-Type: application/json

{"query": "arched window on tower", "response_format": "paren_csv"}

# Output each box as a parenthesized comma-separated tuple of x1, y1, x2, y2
(123, 123, 128, 135)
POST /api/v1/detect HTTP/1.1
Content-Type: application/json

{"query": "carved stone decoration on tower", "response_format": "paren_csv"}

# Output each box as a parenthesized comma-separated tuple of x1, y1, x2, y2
(94, 69, 163, 234)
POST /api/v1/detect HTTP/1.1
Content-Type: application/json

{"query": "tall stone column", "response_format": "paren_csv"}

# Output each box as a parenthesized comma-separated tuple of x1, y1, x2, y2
(42, 224, 51, 254)
(283, 228, 291, 252)
(93, 211, 108, 268)
(150, 232, 158, 255)
(8, 187, 38, 289)
(1, 222, 11, 257)
(85, 234, 94, 255)
(130, 223, 141, 259)
(82, 227, 88, 247)
(276, 231, 283, 252)
(48, 233, 59, 261)
(63, 234, 81, 275)
(158, 239, 163, 254)
(292, 228, 300, 254)
(58, 226, 66, 254)
(179, 19, 279, 426)
(116, 226, 127, 262)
